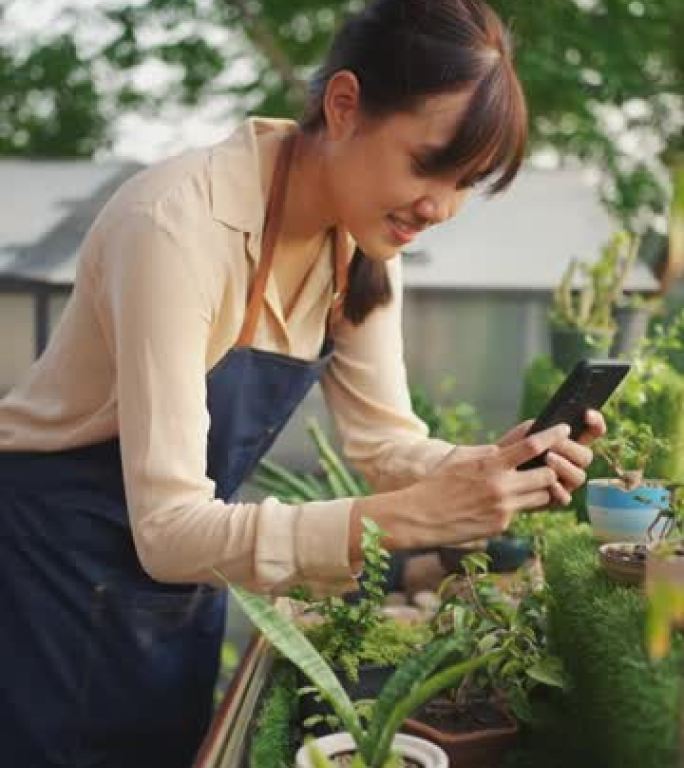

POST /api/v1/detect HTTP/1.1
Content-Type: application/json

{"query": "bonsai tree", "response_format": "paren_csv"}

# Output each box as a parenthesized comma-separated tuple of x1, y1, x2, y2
(214, 571, 498, 768)
(594, 421, 670, 491)
(592, 308, 684, 488)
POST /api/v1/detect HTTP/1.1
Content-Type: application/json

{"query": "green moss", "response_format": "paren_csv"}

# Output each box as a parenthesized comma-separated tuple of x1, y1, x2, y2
(541, 529, 682, 768)
(303, 617, 432, 682)
(248, 662, 298, 768)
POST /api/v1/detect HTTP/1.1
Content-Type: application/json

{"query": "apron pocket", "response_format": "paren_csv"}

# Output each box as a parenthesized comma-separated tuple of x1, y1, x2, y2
(73, 580, 224, 768)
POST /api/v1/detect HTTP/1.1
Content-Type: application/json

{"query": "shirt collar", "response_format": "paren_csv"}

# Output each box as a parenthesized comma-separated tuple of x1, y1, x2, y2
(209, 116, 298, 235)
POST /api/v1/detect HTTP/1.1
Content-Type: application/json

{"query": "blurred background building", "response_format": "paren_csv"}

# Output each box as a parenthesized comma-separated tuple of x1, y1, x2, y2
(0, 157, 660, 463)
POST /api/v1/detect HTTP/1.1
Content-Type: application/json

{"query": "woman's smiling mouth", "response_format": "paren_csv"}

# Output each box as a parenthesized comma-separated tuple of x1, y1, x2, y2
(386, 214, 423, 245)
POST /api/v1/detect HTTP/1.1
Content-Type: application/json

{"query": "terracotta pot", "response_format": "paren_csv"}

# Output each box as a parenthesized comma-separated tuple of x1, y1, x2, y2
(402, 702, 519, 768)
(598, 542, 648, 586)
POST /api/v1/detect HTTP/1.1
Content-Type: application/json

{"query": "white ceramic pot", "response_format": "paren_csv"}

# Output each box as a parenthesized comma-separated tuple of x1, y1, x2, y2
(587, 479, 671, 543)
(295, 731, 448, 768)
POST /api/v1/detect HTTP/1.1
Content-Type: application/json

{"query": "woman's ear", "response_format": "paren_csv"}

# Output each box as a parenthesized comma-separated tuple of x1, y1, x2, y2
(323, 70, 362, 141)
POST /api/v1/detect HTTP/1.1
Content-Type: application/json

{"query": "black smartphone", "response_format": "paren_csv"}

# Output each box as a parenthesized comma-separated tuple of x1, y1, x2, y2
(518, 359, 631, 470)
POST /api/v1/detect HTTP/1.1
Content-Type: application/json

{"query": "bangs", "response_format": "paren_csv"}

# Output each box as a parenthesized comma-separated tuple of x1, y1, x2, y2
(417, 61, 528, 195)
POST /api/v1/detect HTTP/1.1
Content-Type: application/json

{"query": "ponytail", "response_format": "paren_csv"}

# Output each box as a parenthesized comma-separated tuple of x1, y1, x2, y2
(343, 247, 392, 325)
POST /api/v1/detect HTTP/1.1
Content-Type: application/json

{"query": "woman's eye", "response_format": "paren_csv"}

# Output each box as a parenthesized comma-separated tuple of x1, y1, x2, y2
(411, 155, 429, 175)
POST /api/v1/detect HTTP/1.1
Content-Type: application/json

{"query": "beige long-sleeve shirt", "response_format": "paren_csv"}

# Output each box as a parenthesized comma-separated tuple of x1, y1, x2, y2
(0, 117, 454, 595)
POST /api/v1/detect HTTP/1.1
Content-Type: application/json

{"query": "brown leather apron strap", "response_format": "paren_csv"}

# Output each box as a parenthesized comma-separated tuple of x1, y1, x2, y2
(235, 129, 351, 349)
(328, 226, 350, 331)
(235, 130, 298, 348)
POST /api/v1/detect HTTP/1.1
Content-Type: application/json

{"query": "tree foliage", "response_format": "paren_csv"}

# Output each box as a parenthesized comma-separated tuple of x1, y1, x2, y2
(1, 0, 682, 223)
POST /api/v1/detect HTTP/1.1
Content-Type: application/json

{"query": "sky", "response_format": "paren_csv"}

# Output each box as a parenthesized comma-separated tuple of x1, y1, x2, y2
(1, 0, 681, 234)
(2, 0, 245, 162)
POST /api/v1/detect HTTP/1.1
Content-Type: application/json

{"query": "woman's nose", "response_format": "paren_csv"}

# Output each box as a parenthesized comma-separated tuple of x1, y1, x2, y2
(414, 188, 468, 226)
(413, 193, 454, 226)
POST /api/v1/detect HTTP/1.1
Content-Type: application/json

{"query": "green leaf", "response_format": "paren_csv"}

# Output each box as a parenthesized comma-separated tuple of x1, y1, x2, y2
(222, 581, 365, 746)
(526, 658, 566, 688)
(477, 633, 499, 654)
(308, 418, 364, 497)
(365, 635, 465, 756)
(371, 651, 500, 768)
(253, 459, 323, 501)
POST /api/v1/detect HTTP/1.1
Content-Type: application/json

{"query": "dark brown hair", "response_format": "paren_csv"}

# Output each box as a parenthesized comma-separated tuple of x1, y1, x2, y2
(301, 0, 528, 325)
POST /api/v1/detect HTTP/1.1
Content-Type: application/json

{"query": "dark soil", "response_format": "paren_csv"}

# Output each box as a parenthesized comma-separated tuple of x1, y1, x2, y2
(413, 695, 511, 734)
(603, 543, 649, 564)
(603, 543, 684, 565)
(329, 751, 422, 767)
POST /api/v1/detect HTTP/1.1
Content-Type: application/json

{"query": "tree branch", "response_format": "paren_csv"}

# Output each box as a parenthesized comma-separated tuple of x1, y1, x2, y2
(227, 0, 307, 104)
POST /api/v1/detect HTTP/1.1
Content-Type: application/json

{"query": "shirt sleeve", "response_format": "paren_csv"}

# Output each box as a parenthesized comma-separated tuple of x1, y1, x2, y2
(321, 254, 454, 492)
(92, 197, 357, 595)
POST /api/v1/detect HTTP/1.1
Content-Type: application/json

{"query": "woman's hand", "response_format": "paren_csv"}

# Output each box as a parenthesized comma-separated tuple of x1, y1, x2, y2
(386, 423, 571, 550)
(496, 409, 607, 504)
(348, 414, 607, 559)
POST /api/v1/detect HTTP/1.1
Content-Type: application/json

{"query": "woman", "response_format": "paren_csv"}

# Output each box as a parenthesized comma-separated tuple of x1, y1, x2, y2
(0, 0, 604, 766)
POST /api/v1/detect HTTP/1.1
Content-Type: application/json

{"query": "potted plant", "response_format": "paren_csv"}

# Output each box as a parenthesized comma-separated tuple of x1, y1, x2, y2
(589, 420, 672, 543)
(607, 230, 661, 358)
(213, 563, 499, 768)
(598, 486, 684, 586)
(402, 553, 565, 768)
(290, 520, 430, 735)
(612, 293, 660, 358)
(549, 232, 636, 371)
(438, 536, 534, 576)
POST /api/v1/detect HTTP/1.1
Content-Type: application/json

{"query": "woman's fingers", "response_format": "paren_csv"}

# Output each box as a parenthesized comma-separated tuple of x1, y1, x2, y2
(553, 439, 593, 469)
(546, 450, 587, 492)
(577, 409, 607, 446)
(510, 465, 557, 493)
(498, 423, 571, 469)
(549, 480, 573, 507)
(496, 419, 534, 448)
(514, 489, 554, 512)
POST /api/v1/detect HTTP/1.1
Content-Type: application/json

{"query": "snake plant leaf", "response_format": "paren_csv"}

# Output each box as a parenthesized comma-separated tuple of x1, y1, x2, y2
(370, 651, 500, 768)
(253, 459, 323, 501)
(364, 635, 464, 754)
(228, 583, 365, 746)
(307, 418, 365, 497)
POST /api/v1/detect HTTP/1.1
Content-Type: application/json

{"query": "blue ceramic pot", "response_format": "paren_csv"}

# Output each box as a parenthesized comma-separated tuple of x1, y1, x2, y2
(486, 536, 534, 572)
(587, 479, 671, 543)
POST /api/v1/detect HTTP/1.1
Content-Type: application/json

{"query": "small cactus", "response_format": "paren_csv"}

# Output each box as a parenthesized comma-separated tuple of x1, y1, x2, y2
(549, 231, 638, 333)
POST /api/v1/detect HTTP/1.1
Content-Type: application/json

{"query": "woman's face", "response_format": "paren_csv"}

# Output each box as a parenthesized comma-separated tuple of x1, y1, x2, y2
(323, 75, 475, 261)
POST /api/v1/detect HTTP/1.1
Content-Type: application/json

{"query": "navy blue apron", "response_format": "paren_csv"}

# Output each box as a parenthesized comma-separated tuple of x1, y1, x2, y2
(0, 129, 349, 768)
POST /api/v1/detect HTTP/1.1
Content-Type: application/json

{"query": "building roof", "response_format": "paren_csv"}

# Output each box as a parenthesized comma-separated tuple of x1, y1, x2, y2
(0, 159, 659, 293)
(402, 167, 659, 292)
(0, 159, 140, 286)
